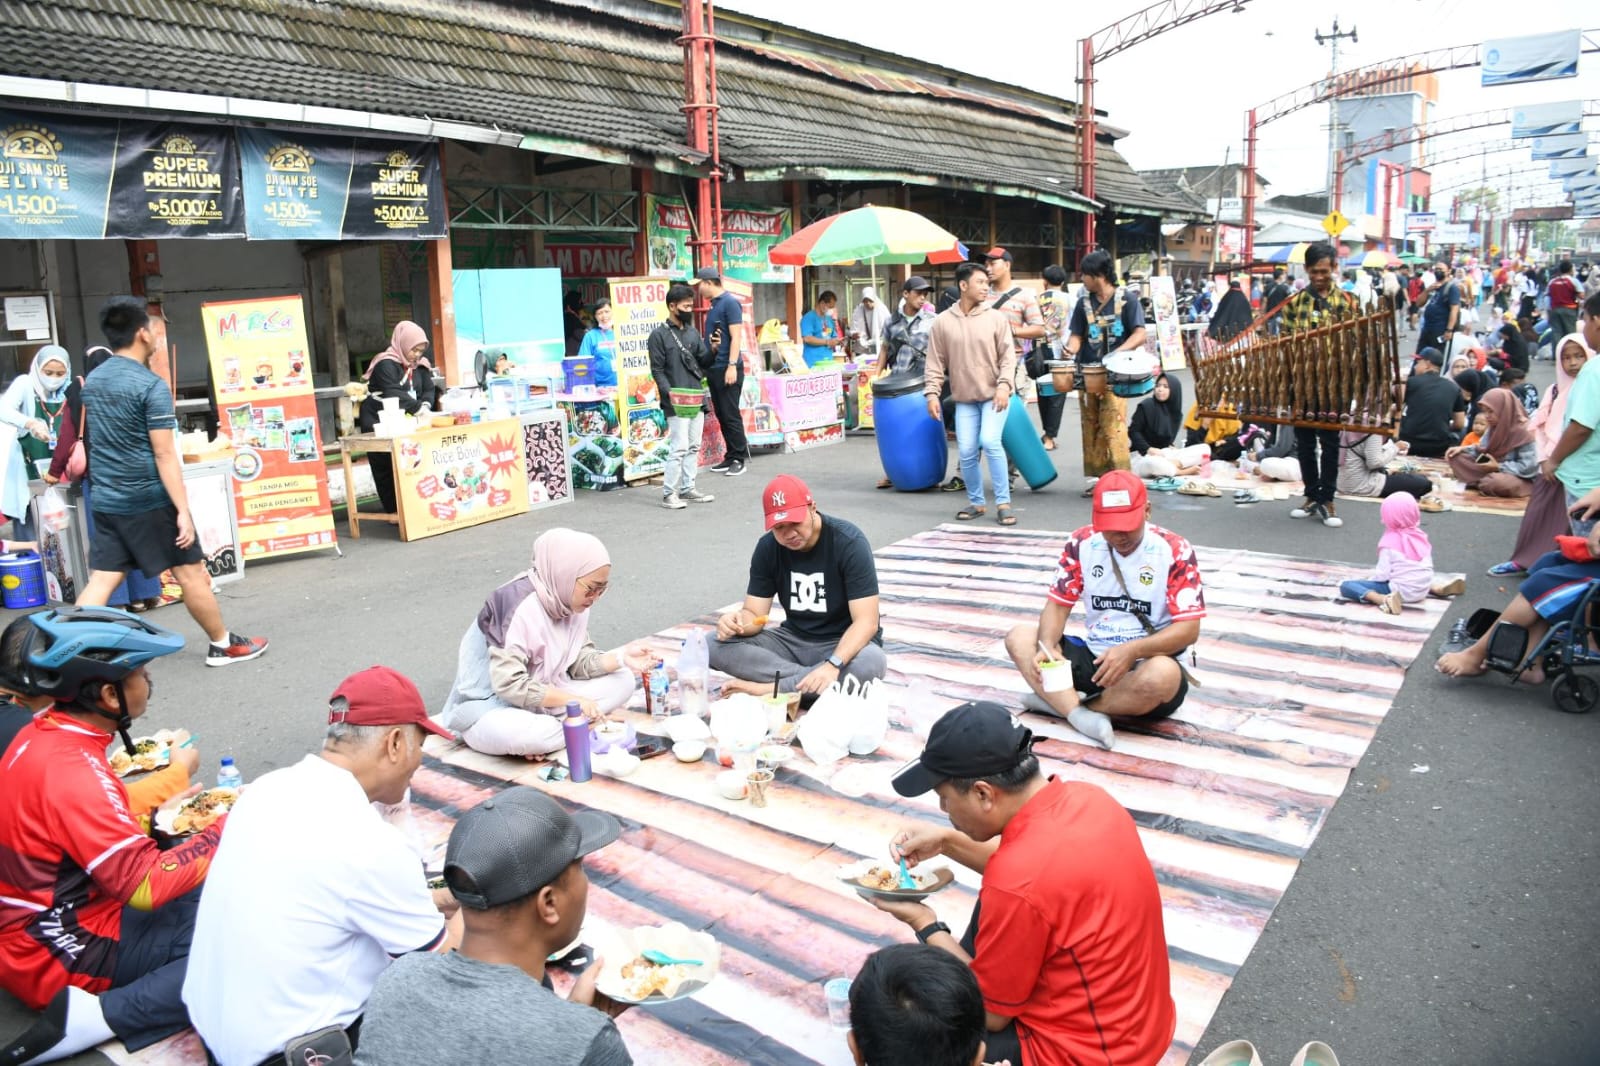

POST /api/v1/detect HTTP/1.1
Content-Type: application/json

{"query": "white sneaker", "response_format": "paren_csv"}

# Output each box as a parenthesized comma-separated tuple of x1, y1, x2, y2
(1321, 502, 1343, 528)
(1289, 498, 1316, 519)
(679, 488, 715, 504)
(661, 493, 686, 510)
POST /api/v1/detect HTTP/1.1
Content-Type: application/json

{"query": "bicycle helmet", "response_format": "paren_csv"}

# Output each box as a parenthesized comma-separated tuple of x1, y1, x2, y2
(4, 607, 183, 705)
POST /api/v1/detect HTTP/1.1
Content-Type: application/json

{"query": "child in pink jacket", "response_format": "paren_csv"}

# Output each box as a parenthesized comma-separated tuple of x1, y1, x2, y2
(1338, 494, 1435, 614)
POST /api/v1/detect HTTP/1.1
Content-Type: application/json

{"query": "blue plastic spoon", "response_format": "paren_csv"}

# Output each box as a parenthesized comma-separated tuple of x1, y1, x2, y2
(640, 948, 703, 967)
(897, 856, 917, 890)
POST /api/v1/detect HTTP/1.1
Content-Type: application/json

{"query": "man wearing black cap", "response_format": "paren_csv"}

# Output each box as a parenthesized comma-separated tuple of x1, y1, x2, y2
(1398, 347, 1467, 458)
(694, 267, 749, 477)
(875, 701, 1175, 1066)
(353, 788, 630, 1065)
(881, 276, 937, 376)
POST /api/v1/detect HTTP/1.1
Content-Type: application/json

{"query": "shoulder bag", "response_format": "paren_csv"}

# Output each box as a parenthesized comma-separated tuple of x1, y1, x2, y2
(63, 378, 87, 484)
(1104, 546, 1200, 687)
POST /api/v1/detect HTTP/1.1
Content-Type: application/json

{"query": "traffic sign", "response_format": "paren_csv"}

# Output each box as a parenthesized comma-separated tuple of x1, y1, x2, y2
(1322, 211, 1351, 237)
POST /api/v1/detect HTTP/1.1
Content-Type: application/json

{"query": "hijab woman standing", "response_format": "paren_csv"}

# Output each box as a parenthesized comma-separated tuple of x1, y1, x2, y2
(0, 346, 71, 542)
(358, 321, 438, 513)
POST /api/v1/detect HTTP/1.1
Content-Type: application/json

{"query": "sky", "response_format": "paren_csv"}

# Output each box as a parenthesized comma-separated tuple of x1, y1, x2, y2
(719, 0, 1595, 209)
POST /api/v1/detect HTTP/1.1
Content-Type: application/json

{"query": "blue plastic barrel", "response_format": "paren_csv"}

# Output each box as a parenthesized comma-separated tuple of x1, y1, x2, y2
(0, 552, 47, 609)
(871, 372, 947, 491)
(1001, 398, 1058, 491)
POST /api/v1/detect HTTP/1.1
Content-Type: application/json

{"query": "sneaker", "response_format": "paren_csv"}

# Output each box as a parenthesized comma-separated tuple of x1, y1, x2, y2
(1432, 575, 1467, 597)
(207, 633, 268, 666)
(1289, 498, 1317, 519)
(940, 476, 965, 492)
(661, 493, 687, 510)
(1487, 561, 1526, 577)
(1380, 590, 1404, 614)
(1321, 502, 1343, 528)
(679, 488, 715, 503)
(709, 459, 733, 473)
(723, 459, 747, 476)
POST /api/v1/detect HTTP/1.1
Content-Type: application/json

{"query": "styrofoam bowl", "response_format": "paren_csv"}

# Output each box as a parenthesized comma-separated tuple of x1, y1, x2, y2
(672, 740, 706, 763)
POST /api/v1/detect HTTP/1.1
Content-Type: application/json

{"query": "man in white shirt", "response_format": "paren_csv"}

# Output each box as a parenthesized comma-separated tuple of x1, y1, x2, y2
(182, 667, 461, 1066)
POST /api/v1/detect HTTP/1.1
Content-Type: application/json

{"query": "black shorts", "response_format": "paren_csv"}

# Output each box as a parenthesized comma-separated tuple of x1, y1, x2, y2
(1059, 637, 1187, 722)
(90, 504, 203, 577)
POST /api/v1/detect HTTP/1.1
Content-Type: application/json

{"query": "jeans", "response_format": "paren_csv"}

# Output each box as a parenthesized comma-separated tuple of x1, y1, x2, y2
(954, 401, 1008, 507)
(708, 367, 748, 461)
(102, 887, 202, 1050)
(663, 412, 704, 495)
(1295, 427, 1339, 504)
(1339, 579, 1391, 602)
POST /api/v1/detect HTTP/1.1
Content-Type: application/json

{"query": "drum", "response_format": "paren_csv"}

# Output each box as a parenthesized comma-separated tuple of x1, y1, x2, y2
(1080, 365, 1109, 397)
(1046, 360, 1074, 394)
(1104, 349, 1159, 398)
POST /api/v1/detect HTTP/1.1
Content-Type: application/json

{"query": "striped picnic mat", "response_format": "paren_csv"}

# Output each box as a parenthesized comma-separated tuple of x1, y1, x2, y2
(110, 525, 1445, 1066)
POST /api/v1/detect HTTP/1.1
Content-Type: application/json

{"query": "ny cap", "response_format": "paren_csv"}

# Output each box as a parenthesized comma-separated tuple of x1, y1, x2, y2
(1091, 469, 1148, 534)
(444, 786, 620, 909)
(891, 701, 1034, 797)
(762, 474, 813, 530)
(329, 666, 453, 740)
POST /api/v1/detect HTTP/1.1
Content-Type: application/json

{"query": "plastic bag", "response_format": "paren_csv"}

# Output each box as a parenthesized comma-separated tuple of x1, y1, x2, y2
(38, 486, 69, 534)
(799, 676, 890, 766)
(676, 628, 711, 718)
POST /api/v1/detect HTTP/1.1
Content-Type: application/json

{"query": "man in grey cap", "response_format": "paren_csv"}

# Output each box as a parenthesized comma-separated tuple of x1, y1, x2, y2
(353, 787, 631, 1065)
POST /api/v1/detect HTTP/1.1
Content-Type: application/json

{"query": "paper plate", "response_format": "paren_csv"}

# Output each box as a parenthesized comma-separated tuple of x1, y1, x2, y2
(838, 860, 956, 903)
(593, 923, 720, 1005)
(153, 787, 238, 836)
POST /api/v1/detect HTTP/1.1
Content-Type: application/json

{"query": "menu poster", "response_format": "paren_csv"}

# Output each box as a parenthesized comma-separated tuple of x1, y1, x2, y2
(343, 141, 445, 239)
(0, 109, 115, 239)
(238, 128, 353, 240)
(200, 296, 339, 560)
(392, 419, 531, 540)
(1148, 276, 1185, 371)
(607, 275, 671, 482)
(106, 122, 244, 238)
(644, 195, 794, 283)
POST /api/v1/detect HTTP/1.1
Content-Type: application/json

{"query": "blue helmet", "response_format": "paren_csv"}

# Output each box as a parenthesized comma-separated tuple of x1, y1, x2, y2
(0, 607, 184, 701)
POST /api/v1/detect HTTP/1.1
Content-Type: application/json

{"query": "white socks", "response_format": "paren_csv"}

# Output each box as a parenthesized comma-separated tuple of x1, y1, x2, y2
(1068, 708, 1117, 751)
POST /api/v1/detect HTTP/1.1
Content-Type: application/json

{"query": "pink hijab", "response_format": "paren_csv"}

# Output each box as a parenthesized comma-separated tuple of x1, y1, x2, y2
(364, 320, 431, 381)
(1529, 333, 1593, 459)
(1379, 493, 1431, 563)
(501, 529, 611, 684)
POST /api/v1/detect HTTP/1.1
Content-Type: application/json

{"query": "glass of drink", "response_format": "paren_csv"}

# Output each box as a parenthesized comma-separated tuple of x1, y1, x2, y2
(824, 977, 852, 1031)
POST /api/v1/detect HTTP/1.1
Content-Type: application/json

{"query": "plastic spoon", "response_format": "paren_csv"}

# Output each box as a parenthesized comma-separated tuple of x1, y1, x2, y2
(640, 948, 703, 967)
(897, 856, 917, 890)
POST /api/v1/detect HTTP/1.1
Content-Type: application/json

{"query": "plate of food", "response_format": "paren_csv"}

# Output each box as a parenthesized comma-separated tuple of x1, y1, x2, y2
(107, 729, 188, 777)
(594, 923, 720, 1005)
(154, 787, 239, 836)
(838, 860, 956, 903)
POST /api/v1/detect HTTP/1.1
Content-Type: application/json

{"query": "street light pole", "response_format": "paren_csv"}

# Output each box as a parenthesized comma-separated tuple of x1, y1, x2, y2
(1316, 19, 1358, 214)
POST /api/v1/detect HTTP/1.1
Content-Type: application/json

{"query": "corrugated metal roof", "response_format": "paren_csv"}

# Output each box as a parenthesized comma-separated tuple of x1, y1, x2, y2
(1, 0, 1183, 216)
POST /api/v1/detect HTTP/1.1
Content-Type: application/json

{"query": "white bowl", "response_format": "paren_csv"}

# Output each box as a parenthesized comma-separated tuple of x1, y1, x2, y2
(593, 751, 640, 778)
(714, 769, 748, 800)
(673, 740, 706, 762)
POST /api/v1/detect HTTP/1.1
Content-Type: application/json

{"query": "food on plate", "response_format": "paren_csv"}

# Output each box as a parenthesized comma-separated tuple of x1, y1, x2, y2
(857, 865, 930, 892)
(620, 955, 690, 1001)
(107, 729, 185, 777)
(171, 787, 238, 834)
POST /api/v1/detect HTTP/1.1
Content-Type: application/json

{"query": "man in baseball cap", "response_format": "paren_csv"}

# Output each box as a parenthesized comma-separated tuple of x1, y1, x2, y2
(710, 474, 886, 699)
(1002, 467, 1206, 750)
(183, 665, 462, 1066)
(352, 788, 629, 1065)
(871, 700, 1175, 1066)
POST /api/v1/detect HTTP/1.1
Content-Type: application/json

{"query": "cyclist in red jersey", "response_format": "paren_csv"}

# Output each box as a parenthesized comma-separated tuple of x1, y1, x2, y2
(0, 607, 220, 1064)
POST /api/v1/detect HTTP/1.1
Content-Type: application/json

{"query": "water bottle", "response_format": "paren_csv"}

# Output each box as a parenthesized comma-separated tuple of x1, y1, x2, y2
(648, 661, 671, 718)
(216, 757, 243, 789)
(563, 702, 592, 782)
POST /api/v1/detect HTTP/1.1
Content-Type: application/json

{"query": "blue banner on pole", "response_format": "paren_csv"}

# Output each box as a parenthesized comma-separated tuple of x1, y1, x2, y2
(1482, 29, 1581, 87)
(1531, 133, 1589, 160)
(1511, 100, 1584, 139)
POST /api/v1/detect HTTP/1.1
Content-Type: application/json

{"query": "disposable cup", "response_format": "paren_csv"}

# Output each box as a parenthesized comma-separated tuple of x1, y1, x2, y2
(762, 695, 789, 734)
(824, 977, 852, 1031)
(1039, 658, 1073, 693)
(746, 769, 774, 808)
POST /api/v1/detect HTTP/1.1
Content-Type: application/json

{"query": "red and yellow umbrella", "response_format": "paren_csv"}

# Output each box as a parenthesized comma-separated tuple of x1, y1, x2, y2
(768, 205, 968, 266)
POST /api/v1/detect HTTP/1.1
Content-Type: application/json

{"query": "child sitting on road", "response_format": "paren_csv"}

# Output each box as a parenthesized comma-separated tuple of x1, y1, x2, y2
(1338, 493, 1435, 615)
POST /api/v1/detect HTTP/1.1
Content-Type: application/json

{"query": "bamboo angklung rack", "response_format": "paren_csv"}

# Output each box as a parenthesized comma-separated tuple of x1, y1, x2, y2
(1191, 296, 1404, 438)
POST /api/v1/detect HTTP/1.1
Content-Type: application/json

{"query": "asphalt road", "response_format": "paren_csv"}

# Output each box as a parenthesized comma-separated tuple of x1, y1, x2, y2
(11, 341, 1599, 1066)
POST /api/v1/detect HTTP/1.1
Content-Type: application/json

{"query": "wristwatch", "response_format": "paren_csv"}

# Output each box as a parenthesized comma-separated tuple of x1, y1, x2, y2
(915, 921, 952, 944)
(827, 654, 845, 669)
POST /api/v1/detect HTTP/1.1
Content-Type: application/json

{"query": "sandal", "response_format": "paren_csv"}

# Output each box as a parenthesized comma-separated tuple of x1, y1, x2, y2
(1041, 435, 1056, 451)
(996, 505, 1017, 526)
(956, 506, 986, 520)
(1147, 477, 1181, 493)
(940, 476, 966, 493)
(1177, 479, 1221, 497)
(875, 477, 893, 489)
(1418, 493, 1450, 513)
(1486, 561, 1525, 576)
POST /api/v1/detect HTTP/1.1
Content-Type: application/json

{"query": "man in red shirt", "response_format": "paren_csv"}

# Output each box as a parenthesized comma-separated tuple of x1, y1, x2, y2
(1549, 259, 1581, 341)
(0, 608, 220, 1064)
(875, 701, 1176, 1066)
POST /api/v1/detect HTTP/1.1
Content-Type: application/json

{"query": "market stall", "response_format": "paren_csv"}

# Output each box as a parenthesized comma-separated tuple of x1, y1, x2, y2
(760, 369, 845, 453)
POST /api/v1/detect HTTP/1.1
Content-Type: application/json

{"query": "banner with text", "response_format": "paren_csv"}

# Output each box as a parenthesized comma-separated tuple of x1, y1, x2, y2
(107, 122, 243, 238)
(0, 109, 116, 239)
(1434, 222, 1472, 245)
(1404, 212, 1438, 233)
(1511, 100, 1585, 139)
(393, 419, 531, 540)
(645, 195, 794, 283)
(200, 295, 339, 561)
(607, 276, 671, 482)
(1482, 29, 1581, 86)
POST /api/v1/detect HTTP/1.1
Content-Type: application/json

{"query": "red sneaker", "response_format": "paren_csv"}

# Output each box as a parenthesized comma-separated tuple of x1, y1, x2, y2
(206, 633, 269, 666)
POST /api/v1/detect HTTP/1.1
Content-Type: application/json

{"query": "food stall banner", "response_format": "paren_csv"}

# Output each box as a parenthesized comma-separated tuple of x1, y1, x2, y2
(106, 121, 244, 238)
(237, 128, 445, 240)
(761, 372, 844, 456)
(392, 419, 531, 540)
(200, 295, 340, 560)
(645, 195, 794, 283)
(607, 276, 671, 482)
(0, 109, 117, 239)
(1148, 276, 1185, 371)
(1481, 29, 1580, 87)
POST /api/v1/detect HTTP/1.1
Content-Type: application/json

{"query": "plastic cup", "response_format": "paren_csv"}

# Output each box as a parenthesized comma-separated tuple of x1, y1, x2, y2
(824, 977, 852, 1031)
(746, 769, 774, 808)
(763, 695, 789, 734)
(1039, 658, 1073, 693)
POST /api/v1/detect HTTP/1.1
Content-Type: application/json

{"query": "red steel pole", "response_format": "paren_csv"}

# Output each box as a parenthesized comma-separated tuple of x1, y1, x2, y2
(1079, 38, 1096, 266)
(1242, 109, 1258, 264)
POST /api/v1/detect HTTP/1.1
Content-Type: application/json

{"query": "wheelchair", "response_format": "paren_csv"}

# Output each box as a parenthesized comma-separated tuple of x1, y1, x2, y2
(1476, 579, 1600, 714)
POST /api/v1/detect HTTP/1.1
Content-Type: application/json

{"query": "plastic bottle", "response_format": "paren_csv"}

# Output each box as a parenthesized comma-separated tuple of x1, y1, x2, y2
(648, 660, 671, 718)
(563, 702, 592, 782)
(676, 630, 711, 718)
(216, 757, 243, 790)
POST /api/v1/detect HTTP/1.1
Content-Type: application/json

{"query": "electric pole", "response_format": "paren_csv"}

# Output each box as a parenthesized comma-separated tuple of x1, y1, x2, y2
(1316, 19, 1358, 211)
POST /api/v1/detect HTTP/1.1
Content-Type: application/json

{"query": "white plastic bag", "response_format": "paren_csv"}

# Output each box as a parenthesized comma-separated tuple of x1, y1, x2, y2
(799, 676, 889, 765)
(38, 486, 69, 534)
(676, 628, 711, 717)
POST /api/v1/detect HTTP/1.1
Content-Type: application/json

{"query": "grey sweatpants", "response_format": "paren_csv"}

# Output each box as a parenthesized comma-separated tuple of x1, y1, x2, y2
(709, 626, 886, 693)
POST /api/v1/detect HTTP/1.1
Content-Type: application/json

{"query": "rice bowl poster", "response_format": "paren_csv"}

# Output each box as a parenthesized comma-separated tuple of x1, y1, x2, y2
(391, 419, 530, 540)
(607, 275, 670, 482)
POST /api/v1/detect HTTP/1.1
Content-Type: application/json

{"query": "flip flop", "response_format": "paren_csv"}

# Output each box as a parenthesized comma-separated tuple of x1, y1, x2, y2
(956, 506, 986, 520)
(996, 505, 1017, 526)
(1147, 477, 1182, 493)
(1418, 493, 1450, 512)
(1177, 479, 1221, 497)
(940, 476, 966, 493)
(875, 478, 893, 489)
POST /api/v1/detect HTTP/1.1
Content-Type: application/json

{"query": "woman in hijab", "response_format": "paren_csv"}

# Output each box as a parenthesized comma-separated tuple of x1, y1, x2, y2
(1206, 280, 1254, 343)
(441, 528, 655, 757)
(1490, 332, 1593, 575)
(358, 321, 438, 513)
(1446, 387, 1538, 497)
(1452, 368, 1488, 432)
(1337, 493, 1435, 615)
(1128, 373, 1210, 477)
(0, 345, 72, 542)
(848, 287, 891, 360)
(1497, 321, 1530, 373)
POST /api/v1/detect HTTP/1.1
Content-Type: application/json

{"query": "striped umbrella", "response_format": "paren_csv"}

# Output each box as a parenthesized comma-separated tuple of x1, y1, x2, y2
(767, 205, 968, 266)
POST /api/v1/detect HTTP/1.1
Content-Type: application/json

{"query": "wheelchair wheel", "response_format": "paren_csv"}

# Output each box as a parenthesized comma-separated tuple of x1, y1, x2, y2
(1550, 671, 1600, 715)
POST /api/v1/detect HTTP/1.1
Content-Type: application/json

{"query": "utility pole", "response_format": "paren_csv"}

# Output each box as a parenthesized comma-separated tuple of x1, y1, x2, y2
(1316, 19, 1358, 213)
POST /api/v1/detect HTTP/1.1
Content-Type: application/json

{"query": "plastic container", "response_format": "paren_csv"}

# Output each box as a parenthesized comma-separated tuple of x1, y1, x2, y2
(562, 357, 596, 392)
(667, 386, 707, 417)
(871, 371, 947, 491)
(0, 552, 46, 609)
(648, 662, 671, 717)
(563, 702, 592, 782)
(676, 630, 711, 718)
(216, 757, 243, 789)
(1000, 397, 1058, 491)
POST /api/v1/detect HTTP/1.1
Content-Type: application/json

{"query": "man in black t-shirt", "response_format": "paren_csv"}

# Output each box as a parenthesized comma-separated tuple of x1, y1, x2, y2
(710, 475, 886, 696)
(1399, 348, 1468, 458)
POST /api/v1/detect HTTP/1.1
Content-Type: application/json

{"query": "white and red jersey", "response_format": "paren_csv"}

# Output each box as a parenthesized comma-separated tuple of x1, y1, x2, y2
(1047, 524, 1206, 654)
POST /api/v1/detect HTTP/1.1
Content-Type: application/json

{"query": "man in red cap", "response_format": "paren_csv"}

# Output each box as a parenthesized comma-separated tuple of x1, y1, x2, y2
(1003, 470, 1205, 749)
(711, 474, 885, 697)
(183, 667, 462, 1066)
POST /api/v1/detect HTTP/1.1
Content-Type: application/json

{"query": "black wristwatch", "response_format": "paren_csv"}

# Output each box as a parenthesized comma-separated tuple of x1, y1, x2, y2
(914, 921, 951, 944)
(827, 654, 845, 669)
